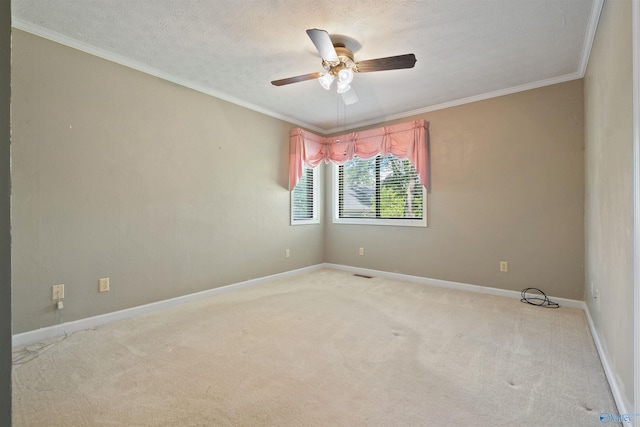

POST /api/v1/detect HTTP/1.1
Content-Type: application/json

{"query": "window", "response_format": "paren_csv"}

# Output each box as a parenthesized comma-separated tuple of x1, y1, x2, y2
(333, 154, 426, 227)
(291, 164, 319, 225)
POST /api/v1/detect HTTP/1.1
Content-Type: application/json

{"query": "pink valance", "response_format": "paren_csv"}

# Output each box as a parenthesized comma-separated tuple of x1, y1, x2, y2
(289, 119, 429, 191)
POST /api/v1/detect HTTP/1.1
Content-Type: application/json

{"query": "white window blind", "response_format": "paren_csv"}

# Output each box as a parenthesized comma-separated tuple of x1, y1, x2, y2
(335, 154, 426, 226)
(291, 165, 319, 224)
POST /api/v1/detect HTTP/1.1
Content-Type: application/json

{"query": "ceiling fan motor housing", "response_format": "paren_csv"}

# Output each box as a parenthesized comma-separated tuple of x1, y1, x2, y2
(270, 28, 416, 105)
(323, 45, 355, 76)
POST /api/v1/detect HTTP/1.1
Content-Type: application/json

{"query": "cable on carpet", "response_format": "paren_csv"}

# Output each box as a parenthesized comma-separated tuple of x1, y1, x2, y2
(12, 332, 68, 366)
(520, 287, 559, 308)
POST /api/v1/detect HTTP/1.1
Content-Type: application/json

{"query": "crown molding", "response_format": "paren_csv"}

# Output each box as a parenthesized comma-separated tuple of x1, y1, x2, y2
(578, 0, 605, 77)
(11, 18, 327, 134)
(325, 72, 583, 134)
(12, 0, 604, 136)
(332, 0, 603, 135)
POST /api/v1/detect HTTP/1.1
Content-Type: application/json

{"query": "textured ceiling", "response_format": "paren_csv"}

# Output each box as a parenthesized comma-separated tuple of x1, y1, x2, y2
(12, 0, 601, 133)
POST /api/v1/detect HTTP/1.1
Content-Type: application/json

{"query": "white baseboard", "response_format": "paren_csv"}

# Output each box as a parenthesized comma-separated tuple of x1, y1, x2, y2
(326, 263, 632, 420)
(11, 263, 586, 349)
(12, 264, 324, 348)
(323, 263, 585, 309)
(13, 261, 626, 421)
(584, 305, 634, 424)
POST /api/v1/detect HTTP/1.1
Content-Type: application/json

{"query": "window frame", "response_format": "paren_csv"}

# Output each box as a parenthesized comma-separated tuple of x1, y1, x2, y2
(332, 156, 427, 227)
(290, 164, 320, 225)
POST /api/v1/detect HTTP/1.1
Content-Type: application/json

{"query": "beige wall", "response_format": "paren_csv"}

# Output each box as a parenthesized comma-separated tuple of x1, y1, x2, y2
(1, 0, 11, 423)
(11, 29, 587, 324)
(10, 2, 638, 421)
(11, 30, 324, 334)
(326, 80, 585, 300)
(584, 0, 634, 413)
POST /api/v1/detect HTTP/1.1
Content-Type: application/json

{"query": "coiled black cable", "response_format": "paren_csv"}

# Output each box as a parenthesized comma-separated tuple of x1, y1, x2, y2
(520, 287, 559, 308)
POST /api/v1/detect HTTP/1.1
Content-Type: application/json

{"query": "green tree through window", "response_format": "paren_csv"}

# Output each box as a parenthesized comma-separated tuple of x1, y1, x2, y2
(338, 154, 423, 220)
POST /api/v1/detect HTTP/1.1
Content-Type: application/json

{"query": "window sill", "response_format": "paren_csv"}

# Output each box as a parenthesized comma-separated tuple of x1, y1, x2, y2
(332, 217, 427, 227)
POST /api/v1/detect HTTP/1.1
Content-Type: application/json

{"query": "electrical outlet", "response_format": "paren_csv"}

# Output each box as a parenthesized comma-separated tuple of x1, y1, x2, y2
(359, 247, 364, 256)
(98, 277, 110, 293)
(52, 284, 64, 300)
(285, 249, 290, 258)
(500, 261, 508, 272)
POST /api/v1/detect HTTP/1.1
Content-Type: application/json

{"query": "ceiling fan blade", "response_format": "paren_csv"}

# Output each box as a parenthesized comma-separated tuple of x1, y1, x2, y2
(306, 28, 339, 62)
(271, 72, 323, 86)
(355, 53, 417, 73)
(341, 88, 359, 105)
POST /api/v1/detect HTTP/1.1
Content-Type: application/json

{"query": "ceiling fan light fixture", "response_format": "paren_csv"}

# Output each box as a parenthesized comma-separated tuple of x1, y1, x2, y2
(338, 68, 354, 85)
(336, 68, 354, 93)
(271, 28, 417, 107)
(318, 73, 334, 90)
(336, 82, 351, 94)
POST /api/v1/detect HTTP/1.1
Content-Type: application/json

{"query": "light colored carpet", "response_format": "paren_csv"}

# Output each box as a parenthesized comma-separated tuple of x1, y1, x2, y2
(12, 268, 618, 426)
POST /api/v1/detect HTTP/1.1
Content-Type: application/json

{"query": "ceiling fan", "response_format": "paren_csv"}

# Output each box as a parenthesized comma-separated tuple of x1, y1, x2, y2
(271, 29, 417, 105)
